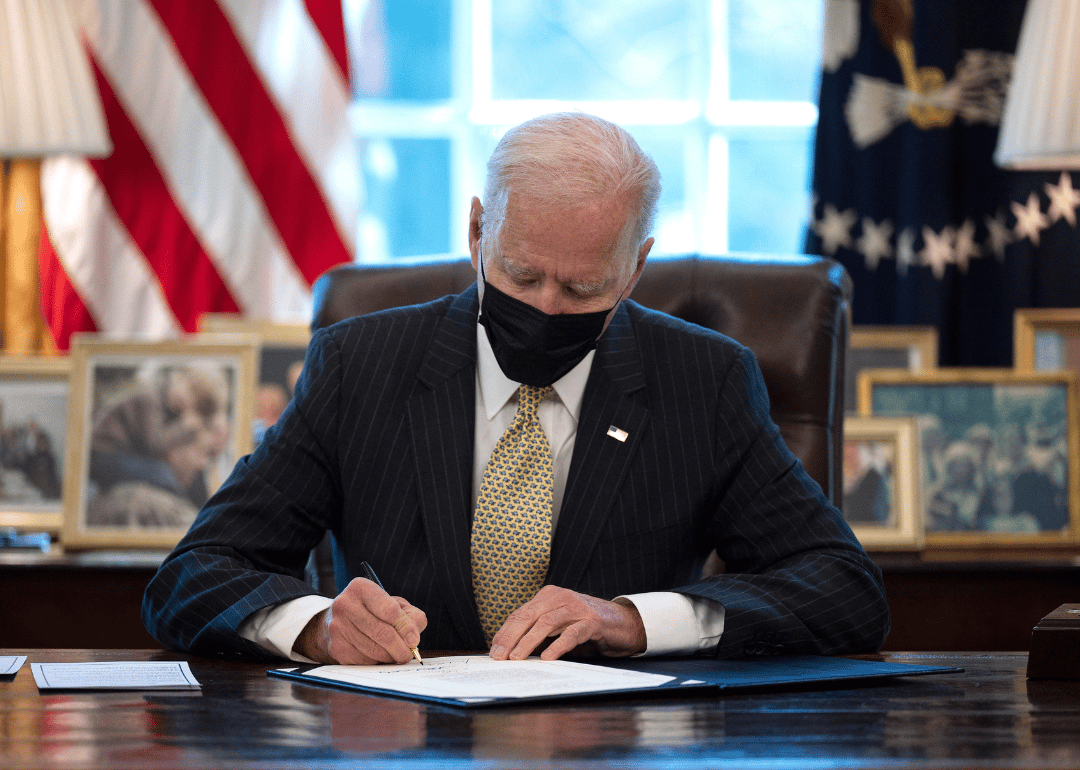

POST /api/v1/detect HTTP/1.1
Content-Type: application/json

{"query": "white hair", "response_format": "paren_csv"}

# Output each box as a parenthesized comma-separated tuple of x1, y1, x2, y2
(481, 112, 661, 278)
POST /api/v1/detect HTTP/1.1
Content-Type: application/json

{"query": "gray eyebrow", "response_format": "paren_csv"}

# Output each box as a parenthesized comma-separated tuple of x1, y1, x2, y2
(567, 277, 607, 295)
(501, 259, 537, 279)
(502, 257, 608, 295)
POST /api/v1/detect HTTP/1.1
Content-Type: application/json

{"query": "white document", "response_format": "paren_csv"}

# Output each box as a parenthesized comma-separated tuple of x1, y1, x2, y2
(31, 661, 202, 691)
(1, 656, 27, 676)
(297, 655, 674, 703)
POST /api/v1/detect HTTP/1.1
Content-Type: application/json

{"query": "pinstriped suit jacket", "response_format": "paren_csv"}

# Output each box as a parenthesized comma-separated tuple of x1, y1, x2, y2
(143, 285, 889, 660)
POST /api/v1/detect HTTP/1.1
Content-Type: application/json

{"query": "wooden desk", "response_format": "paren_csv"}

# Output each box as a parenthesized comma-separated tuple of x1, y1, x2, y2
(2, 649, 1078, 768)
(0, 552, 163, 649)
(876, 555, 1080, 651)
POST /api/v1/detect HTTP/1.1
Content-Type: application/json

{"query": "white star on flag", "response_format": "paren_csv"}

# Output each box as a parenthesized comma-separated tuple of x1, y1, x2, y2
(953, 219, 980, 272)
(813, 204, 858, 255)
(984, 210, 1013, 260)
(896, 227, 917, 276)
(1046, 172, 1080, 227)
(857, 217, 894, 269)
(1012, 192, 1050, 246)
(921, 225, 955, 279)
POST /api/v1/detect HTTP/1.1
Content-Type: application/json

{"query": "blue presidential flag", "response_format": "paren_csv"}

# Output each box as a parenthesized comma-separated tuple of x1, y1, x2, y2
(807, 0, 1080, 366)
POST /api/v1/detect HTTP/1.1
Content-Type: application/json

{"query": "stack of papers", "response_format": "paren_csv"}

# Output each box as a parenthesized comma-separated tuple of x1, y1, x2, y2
(29, 661, 201, 691)
(1, 656, 26, 676)
(276, 655, 684, 705)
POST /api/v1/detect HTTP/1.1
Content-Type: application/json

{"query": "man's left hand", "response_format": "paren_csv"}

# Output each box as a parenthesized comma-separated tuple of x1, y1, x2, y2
(490, 586, 646, 661)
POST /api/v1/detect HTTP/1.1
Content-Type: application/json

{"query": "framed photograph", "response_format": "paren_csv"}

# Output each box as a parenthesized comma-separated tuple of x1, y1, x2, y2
(845, 326, 938, 414)
(858, 368, 1080, 547)
(0, 357, 70, 533)
(843, 416, 923, 550)
(1013, 308, 1080, 373)
(61, 337, 258, 549)
(197, 314, 310, 443)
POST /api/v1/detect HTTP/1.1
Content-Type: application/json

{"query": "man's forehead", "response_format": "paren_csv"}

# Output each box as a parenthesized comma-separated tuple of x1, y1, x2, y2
(503, 189, 630, 223)
(498, 194, 629, 251)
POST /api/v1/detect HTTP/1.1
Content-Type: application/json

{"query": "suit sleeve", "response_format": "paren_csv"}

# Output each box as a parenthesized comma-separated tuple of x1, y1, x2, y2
(141, 328, 346, 660)
(681, 347, 890, 658)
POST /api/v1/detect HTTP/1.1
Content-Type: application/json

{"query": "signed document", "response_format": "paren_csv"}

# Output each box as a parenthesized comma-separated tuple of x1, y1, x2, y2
(278, 655, 677, 705)
(269, 654, 963, 708)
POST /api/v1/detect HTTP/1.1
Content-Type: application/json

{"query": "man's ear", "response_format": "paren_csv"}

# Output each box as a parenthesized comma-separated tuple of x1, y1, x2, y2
(603, 237, 655, 334)
(623, 237, 654, 298)
(469, 197, 483, 271)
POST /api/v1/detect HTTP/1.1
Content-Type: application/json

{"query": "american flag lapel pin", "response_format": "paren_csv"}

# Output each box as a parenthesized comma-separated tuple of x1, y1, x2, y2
(606, 425, 629, 442)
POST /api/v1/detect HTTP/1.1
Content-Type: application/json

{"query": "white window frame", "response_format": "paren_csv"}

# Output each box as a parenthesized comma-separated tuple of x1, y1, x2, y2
(348, 0, 819, 262)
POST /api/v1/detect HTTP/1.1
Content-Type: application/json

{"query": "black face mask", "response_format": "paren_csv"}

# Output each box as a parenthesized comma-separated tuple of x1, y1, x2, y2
(478, 261, 616, 387)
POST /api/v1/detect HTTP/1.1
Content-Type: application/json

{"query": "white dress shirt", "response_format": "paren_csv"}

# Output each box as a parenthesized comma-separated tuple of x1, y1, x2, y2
(240, 322, 725, 661)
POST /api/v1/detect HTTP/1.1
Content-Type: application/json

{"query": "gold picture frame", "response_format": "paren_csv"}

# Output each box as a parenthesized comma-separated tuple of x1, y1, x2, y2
(197, 314, 310, 345)
(1013, 308, 1080, 372)
(61, 336, 258, 550)
(197, 314, 310, 443)
(858, 367, 1080, 548)
(843, 416, 924, 551)
(0, 357, 71, 533)
(846, 326, 938, 414)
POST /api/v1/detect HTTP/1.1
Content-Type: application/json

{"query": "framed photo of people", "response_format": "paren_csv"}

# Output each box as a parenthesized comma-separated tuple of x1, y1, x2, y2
(0, 357, 71, 533)
(61, 336, 258, 549)
(845, 326, 938, 415)
(1013, 308, 1080, 373)
(857, 368, 1080, 547)
(842, 416, 923, 550)
(197, 314, 310, 444)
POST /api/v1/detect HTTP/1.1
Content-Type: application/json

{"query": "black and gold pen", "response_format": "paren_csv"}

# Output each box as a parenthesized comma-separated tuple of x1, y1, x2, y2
(359, 561, 423, 665)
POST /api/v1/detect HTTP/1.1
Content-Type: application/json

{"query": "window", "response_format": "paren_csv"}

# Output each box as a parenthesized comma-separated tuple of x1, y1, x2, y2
(345, 0, 824, 262)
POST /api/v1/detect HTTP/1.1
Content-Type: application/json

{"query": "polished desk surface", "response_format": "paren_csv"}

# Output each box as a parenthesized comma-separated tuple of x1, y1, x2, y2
(2, 650, 1078, 769)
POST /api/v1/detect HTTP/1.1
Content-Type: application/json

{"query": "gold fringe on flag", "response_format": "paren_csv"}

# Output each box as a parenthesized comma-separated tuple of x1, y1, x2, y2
(1, 159, 58, 356)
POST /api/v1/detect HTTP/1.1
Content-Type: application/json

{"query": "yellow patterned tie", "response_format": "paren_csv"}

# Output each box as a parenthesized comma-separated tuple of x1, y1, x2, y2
(471, 384, 554, 644)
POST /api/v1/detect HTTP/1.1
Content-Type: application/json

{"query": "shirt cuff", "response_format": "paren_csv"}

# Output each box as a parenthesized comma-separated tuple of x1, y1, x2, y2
(238, 595, 334, 662)
(615, 592, 725, 656)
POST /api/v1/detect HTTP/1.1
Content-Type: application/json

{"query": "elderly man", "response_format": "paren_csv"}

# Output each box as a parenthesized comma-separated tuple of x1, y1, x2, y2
(143, 112, 889, 664)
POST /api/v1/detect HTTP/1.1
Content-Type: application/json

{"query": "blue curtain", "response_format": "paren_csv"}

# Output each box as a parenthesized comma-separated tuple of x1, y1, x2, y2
(806, 0, 1080, 366)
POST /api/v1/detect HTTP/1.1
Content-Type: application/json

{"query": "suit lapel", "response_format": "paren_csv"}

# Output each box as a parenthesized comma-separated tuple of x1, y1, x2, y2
(548, 303, 650, 590)
(407, 286, 487, 649)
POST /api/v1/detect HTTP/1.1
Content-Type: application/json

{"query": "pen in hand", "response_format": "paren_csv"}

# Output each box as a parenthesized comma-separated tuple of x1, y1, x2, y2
(359, 561, 423, 665)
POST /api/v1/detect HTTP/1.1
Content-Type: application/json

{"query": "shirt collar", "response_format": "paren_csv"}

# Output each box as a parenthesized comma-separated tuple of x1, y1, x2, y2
(475, 323, 595, 421)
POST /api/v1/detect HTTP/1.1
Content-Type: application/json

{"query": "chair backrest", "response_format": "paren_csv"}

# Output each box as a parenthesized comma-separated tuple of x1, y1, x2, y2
(311, 254, 851, 505)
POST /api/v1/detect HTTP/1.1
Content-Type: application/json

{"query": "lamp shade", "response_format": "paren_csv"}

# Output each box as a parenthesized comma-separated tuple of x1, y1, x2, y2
(0, 0, 111, 157)
(995, 0, 1080, 170)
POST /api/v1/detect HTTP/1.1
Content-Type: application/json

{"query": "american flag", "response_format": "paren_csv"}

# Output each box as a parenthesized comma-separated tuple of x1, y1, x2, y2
(39, 0, 359, 349)
(806, 0, 1080, 367)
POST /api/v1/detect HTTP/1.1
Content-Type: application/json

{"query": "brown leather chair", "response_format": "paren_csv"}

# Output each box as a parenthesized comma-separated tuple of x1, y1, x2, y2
(312, 254, 851, 502)
(308, 254, 851, 592)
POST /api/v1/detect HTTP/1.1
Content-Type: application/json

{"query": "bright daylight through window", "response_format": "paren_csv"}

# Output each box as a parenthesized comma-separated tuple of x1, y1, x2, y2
(344, 0, 824, 263)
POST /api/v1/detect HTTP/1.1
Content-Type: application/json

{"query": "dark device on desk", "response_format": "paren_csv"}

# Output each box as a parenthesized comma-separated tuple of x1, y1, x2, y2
(1027, 603, 1080, 679)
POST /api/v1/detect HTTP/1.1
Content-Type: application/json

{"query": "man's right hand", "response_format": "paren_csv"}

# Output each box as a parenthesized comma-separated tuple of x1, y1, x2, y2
(293, 577, 427, 664)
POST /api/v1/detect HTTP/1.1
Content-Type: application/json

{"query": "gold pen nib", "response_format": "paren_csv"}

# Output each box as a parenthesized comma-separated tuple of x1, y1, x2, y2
(411, 647, 424, 665)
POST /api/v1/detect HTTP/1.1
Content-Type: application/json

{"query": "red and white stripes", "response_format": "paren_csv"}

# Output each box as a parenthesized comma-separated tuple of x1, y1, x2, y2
(40, 0, 358, 348)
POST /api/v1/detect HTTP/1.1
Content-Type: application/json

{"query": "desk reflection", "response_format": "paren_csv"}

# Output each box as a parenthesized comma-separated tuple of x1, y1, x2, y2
(146, 665, 726, 764)
(290, 682, 427, 754)
(5, 651, 1080, 769)
(146, 673, 427, 763)
(472, 706, 635, 760)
